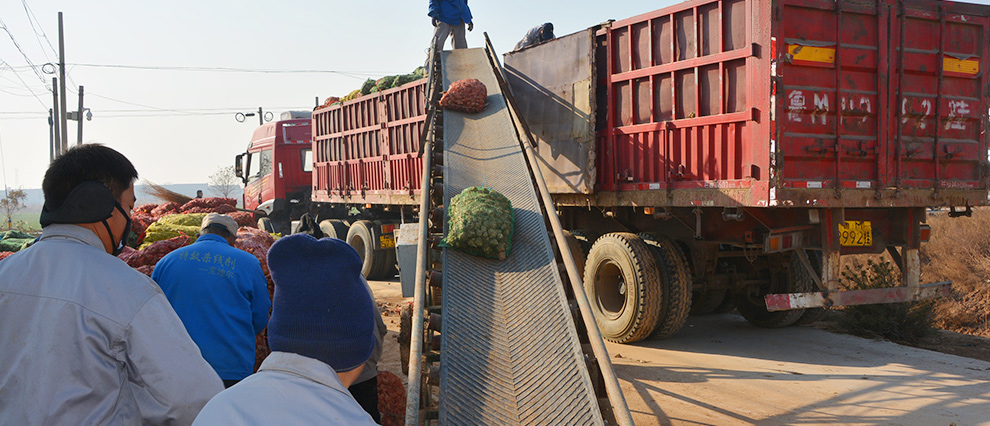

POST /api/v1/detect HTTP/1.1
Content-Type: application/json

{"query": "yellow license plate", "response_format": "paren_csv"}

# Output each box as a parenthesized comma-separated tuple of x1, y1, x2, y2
(379, 234, 395, 249)
(839, 221, 873, 246)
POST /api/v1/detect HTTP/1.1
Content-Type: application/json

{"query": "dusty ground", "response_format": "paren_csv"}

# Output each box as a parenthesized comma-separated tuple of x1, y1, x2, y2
(368, 278, 990, 425)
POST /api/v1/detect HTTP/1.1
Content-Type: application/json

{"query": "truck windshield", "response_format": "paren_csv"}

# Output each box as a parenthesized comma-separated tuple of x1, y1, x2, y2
(301, 148, 312, 172)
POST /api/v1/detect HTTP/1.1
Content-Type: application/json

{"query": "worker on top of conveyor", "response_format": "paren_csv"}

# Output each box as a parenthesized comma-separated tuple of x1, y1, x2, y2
(429, 0, 474, 51)
(513, 22, 555, 52)
(192, 233, 379, 425)
(426, 0, 474, 72)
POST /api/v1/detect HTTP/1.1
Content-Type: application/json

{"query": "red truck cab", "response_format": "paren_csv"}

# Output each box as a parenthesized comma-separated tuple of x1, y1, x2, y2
(235, 112, 313, 233)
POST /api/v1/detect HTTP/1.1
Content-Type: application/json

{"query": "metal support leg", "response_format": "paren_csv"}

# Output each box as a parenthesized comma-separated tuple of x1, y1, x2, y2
(822, 249, 842, 291)
(903, 247, 920, 288)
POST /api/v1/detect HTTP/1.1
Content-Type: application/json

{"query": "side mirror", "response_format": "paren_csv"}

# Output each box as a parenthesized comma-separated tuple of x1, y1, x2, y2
(235, 154, 244, 178)
(235, 154, 247, 184)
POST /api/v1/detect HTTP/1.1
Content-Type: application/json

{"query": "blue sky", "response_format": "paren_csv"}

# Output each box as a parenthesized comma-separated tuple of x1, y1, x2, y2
(0, 0, 674, 189)
(3, 0, 989, 190)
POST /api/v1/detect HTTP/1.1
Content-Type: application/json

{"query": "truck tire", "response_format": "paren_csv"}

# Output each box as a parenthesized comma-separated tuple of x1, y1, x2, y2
(712, 293, 737, 314)
(583, 233, 662, 344)
(347, 220, 389, 279)
(371, 248, 398, 280)
(734, 252, 810, 328)
(690, 289, 727, 315)
(319, 219, 350, 240)
(569, 229, 599, 258)
(639, 233, 692, 339)
(258, 217, 276, 234)
(793, 250, 827, 326)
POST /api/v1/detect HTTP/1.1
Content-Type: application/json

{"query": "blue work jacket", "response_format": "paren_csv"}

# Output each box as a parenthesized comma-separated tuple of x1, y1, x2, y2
(428, 0, 472, 26)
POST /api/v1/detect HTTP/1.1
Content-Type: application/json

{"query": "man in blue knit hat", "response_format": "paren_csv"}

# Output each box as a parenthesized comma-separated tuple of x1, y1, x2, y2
(192, 233, 378, 425)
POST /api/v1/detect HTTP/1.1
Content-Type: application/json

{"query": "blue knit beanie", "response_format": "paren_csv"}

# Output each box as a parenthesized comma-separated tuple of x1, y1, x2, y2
(266, 233, 375, 372)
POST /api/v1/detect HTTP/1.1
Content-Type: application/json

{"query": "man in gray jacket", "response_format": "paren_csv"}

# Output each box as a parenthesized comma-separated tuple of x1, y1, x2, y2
(0, 144, 223, 425)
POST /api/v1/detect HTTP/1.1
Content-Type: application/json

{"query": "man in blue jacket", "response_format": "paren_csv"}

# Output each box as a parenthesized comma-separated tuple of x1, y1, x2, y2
(152, 213, 271, 388)
(429, 0, 473, 54)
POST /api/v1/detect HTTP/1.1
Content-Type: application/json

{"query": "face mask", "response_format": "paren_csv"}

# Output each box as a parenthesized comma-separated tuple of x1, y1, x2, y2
(100, 202, 131, 256)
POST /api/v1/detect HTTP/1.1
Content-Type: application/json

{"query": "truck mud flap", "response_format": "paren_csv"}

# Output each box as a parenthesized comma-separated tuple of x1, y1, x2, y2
(765, 281, 952, 311)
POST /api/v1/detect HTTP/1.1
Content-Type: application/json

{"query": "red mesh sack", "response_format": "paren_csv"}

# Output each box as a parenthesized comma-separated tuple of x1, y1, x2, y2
(439, 79, 487, 113)
(377, 370, 406, 426)
(229, 211, 257, 228)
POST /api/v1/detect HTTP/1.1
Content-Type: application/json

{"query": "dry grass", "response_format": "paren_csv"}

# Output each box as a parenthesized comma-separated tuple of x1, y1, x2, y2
(920, 207, 990, 337)
(142, 181, 193, 205)
(837, 259, 936, 344)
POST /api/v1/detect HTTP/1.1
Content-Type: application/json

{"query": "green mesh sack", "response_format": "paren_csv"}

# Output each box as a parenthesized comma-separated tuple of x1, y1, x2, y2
(441, 186, 514, 260)
(360, 78, 377, 95)
(140, 213, 207, 248)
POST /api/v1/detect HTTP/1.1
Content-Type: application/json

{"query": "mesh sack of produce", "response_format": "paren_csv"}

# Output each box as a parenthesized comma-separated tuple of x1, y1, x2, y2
(134, 203, 158, 216)
(341, 89, 362, 102)
(0, 231, 34, 252)
(140, 213, 208, 248)
(134, 234, 191, 269)
(439, 79, 487, 113)
(229, 211, 257, 228)
(374, 76, 397, 93)
(151, 202, 181, 219)
(0, 251, 15, 261)
(180, 197, 236, 212)
(390, 73, 422, 88)
(441, 186, 514, 260)
(360, 78, 377, 95)
(378, 370, 406, 426)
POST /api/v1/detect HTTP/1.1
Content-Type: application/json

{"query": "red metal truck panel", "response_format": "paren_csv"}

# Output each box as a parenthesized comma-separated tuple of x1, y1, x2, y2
(596, 0, 771, 204)
(311, 79, 428, 204)
(778, 0, 989, 198)
(587, 0, 988, 208)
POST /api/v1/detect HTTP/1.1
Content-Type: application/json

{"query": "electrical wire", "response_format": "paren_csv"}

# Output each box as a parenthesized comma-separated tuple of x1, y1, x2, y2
(0, 16, 49, 86)
(0, 59, 48, 109)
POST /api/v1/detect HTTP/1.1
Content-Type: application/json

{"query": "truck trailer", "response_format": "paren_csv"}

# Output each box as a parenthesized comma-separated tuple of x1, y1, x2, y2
(235, 0, 990, 344)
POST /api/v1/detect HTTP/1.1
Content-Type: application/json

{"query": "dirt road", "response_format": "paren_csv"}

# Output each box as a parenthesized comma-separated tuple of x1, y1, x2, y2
(368, 279, 990, 425)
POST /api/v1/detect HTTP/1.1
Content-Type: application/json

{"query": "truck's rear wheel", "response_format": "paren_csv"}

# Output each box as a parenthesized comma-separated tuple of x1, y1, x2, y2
(712, 295, 736, 313)
(319, 219, 350, 240)
(793, 250, 827, 325)
(639, 233, 692, 339)
(583, 233, 662, 344)
(347, 220, 390, 280)
(690, 290, 727, 315)
(734, 251, 810, 328)
(569, 229, 599, 259)
(258, 217, 275, 234)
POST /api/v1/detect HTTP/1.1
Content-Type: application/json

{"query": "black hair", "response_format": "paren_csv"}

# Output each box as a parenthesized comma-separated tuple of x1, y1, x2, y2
(42, 144, 138, 210)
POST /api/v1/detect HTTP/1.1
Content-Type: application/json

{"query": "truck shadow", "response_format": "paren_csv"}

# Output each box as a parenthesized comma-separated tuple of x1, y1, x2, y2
(607, 313, 990, 425)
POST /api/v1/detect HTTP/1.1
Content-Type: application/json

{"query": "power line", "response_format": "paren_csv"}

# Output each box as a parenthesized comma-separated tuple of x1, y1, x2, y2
(0, 59, 48, 109)
(18, 63, 406, 79)
(0, 16, 50, 87)
(21, 0, 59, 60)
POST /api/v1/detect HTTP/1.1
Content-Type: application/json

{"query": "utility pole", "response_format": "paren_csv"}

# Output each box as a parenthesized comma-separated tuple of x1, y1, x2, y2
(48, 109, 55, 162)
(76, 85, 84, 145)
(51, 77, 61, 160)
(58, 12, 68, 155)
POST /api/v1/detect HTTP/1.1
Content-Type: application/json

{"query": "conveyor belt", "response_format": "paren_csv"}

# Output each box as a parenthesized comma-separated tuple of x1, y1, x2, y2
(439, 48, 604, 425)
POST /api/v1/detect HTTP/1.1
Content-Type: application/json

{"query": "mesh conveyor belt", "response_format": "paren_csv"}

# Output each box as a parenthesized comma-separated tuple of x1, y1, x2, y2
(438, 48, 604, 425)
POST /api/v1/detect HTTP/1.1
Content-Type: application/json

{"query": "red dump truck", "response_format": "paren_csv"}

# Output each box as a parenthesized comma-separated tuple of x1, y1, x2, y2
(237, 0, 990, 342)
